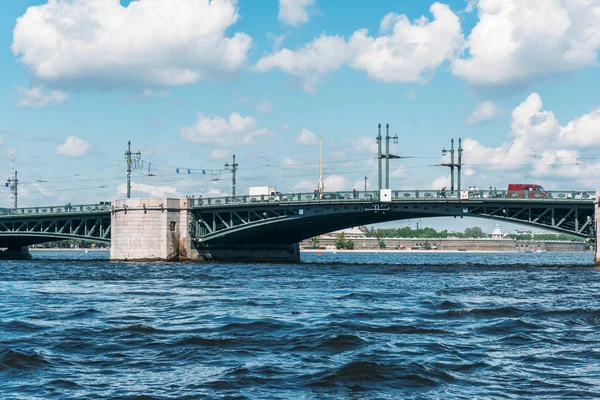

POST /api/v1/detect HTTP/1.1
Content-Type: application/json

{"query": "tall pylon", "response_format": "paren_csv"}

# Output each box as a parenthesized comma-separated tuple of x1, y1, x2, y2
(7, 154, 18, 209)
(317, 132, 324, 193)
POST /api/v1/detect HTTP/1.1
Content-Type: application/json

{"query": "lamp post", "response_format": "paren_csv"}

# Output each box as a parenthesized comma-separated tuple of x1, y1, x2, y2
(441, 139, 457, 191)
(385, 123, 399, 189)
(224, 154, 238, 197)
(125, 141, 141, 199)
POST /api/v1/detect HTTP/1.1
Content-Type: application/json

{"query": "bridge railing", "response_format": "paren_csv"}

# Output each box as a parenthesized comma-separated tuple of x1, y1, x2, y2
(0, 203, 112, 217)
(189, 189, 595, 207)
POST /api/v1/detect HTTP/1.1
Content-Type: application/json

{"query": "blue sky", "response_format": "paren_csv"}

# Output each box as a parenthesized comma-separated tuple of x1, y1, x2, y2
(1, 0, 600, 233)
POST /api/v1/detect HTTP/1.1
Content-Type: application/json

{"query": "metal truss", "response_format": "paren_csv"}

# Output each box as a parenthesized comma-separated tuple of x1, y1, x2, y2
(192, 206, 302, 241)
(466, 203, 594, 237)
(0, 214, 111, 243)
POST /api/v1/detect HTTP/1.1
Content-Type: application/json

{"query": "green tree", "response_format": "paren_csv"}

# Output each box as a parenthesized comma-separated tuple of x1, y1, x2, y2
(345, 240, 355, 250)
(463, 226, 488, 238)
(308, 236, 321, 248)
(335, 232, 347, 249)
(379, 239, 386, 249)
(424, 239, 432, 250)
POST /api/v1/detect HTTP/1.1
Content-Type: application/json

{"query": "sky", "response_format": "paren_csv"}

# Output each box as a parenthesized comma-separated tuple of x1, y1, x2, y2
(1, 0, 600, 233)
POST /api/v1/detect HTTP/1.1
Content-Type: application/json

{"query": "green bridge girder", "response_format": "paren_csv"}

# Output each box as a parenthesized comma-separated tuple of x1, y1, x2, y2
(189, 190, 596, 247)
(0, 190, 595, 248)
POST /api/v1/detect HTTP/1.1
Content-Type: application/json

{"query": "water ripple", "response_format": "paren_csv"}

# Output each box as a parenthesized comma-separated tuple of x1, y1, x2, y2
(0, 250, 599, 398)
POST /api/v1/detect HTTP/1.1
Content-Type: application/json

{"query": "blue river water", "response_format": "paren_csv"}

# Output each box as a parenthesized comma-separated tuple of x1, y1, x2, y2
(1, 250, 600, 399)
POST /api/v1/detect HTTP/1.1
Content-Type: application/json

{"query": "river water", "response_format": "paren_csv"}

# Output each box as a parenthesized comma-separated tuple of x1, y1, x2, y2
(1, 251, 599, 399)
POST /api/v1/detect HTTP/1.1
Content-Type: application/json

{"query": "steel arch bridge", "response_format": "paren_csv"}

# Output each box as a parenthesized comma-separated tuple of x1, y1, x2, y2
(0, 190, 595, 250)
(0, 204, 111, 248)
(189, 189, 595, 248)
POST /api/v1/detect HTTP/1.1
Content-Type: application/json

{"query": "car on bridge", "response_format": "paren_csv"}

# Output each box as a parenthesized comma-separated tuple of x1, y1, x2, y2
(507, 183, 548, 199)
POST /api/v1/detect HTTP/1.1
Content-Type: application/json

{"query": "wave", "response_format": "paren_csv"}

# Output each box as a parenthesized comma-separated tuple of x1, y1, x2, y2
(216, 319, 301, 335)
(0, 348, 50, 371)
(330, 321, 450, 335)
(103, 324, 157, 333)
(301, 361, 454, 389)
(445, 306, 525, 318)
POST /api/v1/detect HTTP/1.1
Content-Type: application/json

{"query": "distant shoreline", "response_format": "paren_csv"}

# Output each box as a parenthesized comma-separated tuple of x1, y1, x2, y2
(26, 248, 591, 254)
(30, 248, 109, 252)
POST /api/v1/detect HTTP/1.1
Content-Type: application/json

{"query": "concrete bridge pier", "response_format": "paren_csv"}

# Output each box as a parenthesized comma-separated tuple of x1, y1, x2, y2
(596, 190, 600, 265)
(110, 198, 198, 261)
(0, 246, 31, 260)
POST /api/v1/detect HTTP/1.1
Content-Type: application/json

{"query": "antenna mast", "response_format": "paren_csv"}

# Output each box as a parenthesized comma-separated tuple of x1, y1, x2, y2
(7, 154, 18, 209)
(317, 132, 324, 193)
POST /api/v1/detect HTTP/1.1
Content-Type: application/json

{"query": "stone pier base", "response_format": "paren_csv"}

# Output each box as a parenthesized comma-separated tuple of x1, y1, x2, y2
(0, 247, 31, 260)
(110, 198, 198, 261)
(596, 190, 600, 265)
(195, 243, 301, 263)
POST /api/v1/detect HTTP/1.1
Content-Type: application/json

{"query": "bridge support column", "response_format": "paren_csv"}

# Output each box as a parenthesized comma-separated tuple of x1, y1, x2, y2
(195, 243, 301, 263)
(110, 197, 198, 261)
(0, 246, 31, 260)
(596, 190, 600, 265)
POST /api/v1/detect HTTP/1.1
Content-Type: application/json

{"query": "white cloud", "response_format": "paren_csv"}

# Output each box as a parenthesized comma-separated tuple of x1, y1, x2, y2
(464, 0, 478, 13)
(209, 149, 230, 160)
(452, 0, 600, 89)
(282, 157, 301, 168)
(12, 0, 252, 89)
(294, 128, 318, 146)
(16, 86, 67, 108)
(354, 136, 378, 155)
(430, 175, 451, 190)
(142, 89, 170, 99)
(466, 101, 498, 125)
(323, 175, 349, 191)
(278, 0, 314, 26)
(118, 182, 178, 198)
(180, 113, 267, 145)
(404, 89, 417, 101)
(267, 33, 287, 51)
(255, 99, 273, 114)
(463, 92, 600, 186)
(256, 3, 463, 92)
(255, 34, 352, 92)
(349, 3, 463, 83)
(559, 108, 600, 147)
(55, 136, 91, 157)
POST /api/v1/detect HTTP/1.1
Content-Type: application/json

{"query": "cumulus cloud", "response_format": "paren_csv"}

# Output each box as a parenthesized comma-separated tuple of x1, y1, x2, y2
(209, 149, 229, 160)
(255, 99, 273, 114)
(255, 34, 352, 92)
(466, 101, 498, 125)
(56, 136, 91, 157)
(256, 3, 463, 92)
(16, 86, 67, 108)
(278, 0, 315, 26)
(294, 128, 318, 145)
(12, 0, 252, 89)
(452, 0, 600, 89)
(180, 113, 267, 145)
(324, 175, 349, 191)
(463, 92, 600, 185)
(118, 182, 178, 198)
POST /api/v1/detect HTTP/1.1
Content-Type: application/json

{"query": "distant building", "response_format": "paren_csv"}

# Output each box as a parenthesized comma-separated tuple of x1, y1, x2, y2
(326, 227, 366, 239)
(492, 223, 503, 240)
(514, 229, 533, 236)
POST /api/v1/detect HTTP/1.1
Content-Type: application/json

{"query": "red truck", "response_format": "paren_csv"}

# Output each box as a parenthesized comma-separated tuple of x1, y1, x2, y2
(507, 183, 548, 199)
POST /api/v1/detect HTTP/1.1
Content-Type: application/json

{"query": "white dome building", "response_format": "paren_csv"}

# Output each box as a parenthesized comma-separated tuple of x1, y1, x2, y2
(492, 223, 503, 240)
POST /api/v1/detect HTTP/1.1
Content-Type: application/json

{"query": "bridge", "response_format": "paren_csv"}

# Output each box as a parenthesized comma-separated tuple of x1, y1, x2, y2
(0, 188, 597, 262)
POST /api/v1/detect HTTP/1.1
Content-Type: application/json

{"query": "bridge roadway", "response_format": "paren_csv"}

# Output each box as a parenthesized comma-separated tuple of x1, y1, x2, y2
(0, 189, 595, 258)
